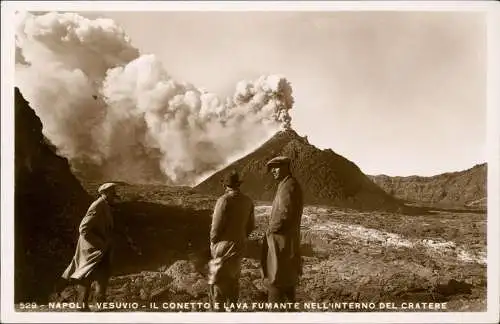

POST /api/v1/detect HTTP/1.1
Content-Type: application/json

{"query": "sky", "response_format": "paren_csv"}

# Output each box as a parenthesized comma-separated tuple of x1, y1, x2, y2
(77, 11, 486, 176)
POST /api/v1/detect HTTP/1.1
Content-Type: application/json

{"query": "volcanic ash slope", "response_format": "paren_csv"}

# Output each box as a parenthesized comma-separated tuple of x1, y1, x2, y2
(195, 128, 406, 212)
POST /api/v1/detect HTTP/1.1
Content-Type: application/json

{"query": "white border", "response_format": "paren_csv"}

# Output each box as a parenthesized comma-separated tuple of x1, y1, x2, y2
(0, 0, 496, 12)
(1, 1, 499, 323)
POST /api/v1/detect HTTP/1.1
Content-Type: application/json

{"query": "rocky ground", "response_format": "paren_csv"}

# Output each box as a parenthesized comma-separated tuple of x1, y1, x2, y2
(24, 183, 486, 313)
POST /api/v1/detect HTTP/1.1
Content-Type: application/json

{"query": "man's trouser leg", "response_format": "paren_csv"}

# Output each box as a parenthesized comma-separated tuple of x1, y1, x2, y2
(268, 284, 296, 310)
(284, 285, 295, 303)
(93, 254, 112, 304)
(267, 284, 282, 303)
(209, 278, 239, 312)
(209, 284, 225, 312)
(94, 272, 110, 303)
(76, 278, 91, 311)
(228, 277, 239, 305)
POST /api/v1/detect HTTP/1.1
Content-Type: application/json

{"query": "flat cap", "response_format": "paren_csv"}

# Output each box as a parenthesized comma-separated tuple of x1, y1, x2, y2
(266, 156, 291, 168)
(98, 182, 117, 194)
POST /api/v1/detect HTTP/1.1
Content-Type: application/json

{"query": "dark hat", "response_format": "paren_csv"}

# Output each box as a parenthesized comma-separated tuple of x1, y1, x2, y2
(221, 171, 243, 188)
(266, 156, 291, 170)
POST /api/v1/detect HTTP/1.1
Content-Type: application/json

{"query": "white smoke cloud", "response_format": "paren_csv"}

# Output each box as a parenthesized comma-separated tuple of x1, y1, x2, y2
(15, 11, 294, 185)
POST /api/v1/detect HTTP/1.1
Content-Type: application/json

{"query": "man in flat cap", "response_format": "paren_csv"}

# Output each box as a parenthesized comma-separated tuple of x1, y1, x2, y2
(261, 156, 303, 303)
(208, 171, 255, 309)
(61, 182, 119, 310)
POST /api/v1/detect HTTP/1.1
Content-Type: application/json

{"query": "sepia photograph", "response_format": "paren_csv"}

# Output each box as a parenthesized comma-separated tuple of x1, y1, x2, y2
(1, 1, 499, 323)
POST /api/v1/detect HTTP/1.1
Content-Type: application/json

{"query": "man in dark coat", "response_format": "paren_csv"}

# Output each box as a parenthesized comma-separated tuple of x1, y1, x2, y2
(208, 171, 255, 309)
(261, 156, 303, 303)
(62, 182, 118, 310)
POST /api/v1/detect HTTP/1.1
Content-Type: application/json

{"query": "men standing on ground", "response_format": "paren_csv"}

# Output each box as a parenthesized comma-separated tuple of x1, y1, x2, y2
(261, 156, 304, 303)
(208, 171, 255, 309)
(61, 182, 119, 310)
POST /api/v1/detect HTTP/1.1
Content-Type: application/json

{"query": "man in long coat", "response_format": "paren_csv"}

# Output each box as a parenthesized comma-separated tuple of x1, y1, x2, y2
(261, 156, 304, 303)
(62, 182, 118, 309)
(208, 171, 255, 308)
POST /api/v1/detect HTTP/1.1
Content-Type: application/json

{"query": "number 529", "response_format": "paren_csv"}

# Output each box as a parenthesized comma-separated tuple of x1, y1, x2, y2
(19, 302, 37, 309)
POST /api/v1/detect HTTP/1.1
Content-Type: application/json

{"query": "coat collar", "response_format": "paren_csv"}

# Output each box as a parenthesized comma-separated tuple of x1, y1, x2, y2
(99, 195, 112, 206)
(278, 174, 292, 187)
(225, 187, 240, 195)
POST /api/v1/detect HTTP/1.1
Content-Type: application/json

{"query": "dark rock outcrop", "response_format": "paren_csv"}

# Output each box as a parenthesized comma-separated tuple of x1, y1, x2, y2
(15, 87, 91, 303)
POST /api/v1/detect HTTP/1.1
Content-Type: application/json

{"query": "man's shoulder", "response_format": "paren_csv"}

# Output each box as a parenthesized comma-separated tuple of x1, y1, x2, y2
(282, 176, 301, 190)
(218, 191, 232, 201)
(220, 190, 253, 205)
(215, 192, 232, 207)
(239, 192, 254, 205)
(89, 197, 107, 210)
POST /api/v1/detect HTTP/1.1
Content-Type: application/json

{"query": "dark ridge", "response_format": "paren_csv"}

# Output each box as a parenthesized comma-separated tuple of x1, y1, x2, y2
(368, 163, 487, 209)
(15, 87, 91, 303)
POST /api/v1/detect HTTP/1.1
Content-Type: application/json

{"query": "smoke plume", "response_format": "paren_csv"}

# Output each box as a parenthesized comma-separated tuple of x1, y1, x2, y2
(15, 12, 294, 185)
